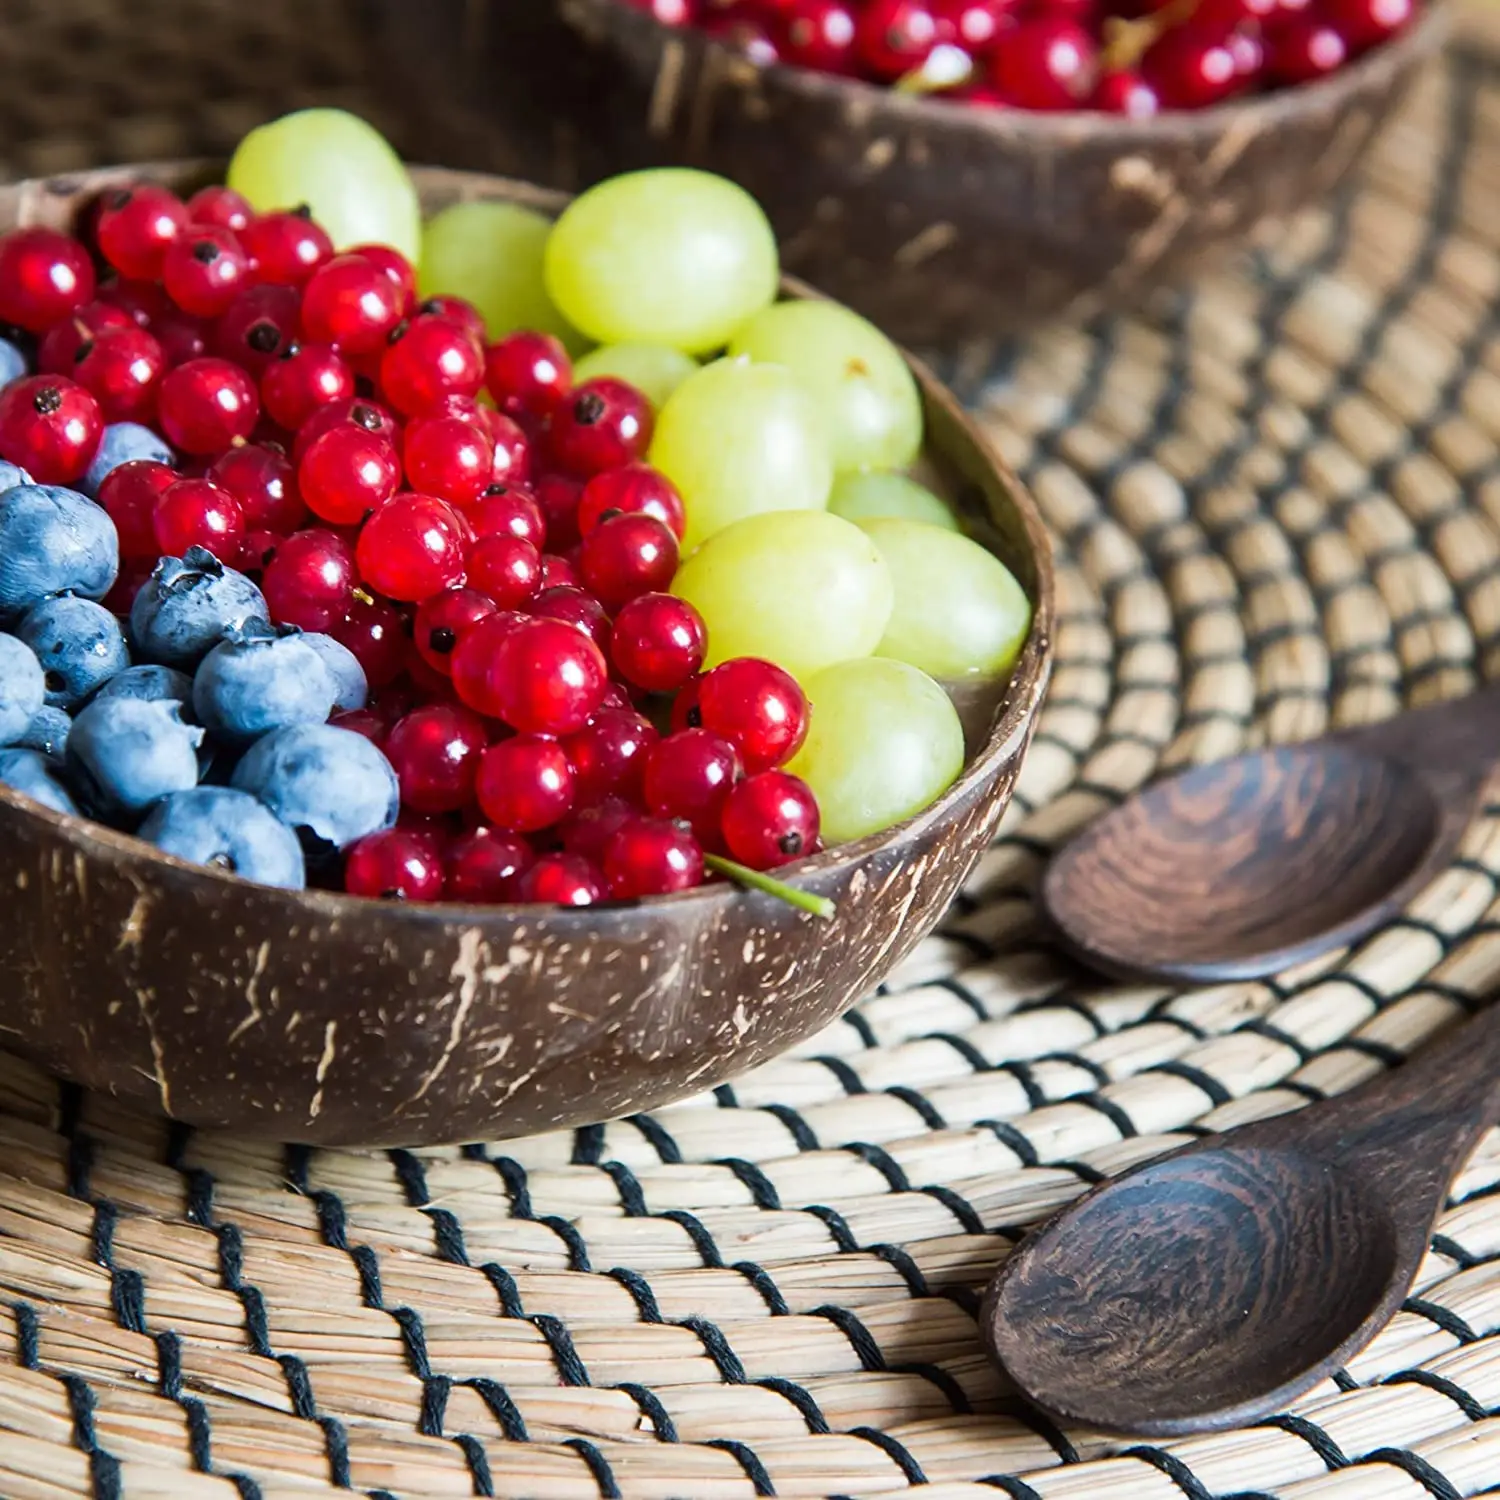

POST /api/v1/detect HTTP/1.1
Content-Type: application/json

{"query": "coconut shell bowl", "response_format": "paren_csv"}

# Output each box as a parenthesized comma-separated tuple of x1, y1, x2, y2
(367, 0, 1446, 347)
(0, 163, 1053, 1150)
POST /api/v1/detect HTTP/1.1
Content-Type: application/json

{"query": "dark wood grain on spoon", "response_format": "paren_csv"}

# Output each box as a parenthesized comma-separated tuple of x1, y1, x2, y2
(983, 997, 1500, 1436)
(1041, 683, 1500, 984)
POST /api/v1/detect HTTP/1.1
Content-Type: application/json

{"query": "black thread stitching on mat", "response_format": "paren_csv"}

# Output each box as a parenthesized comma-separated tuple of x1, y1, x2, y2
(682, 1316, 750, 1383)
(1333, 1369, 1360, 1393)
(1149, 1060, 1233, 1108)
(995, 1398, 1081, 1465)
(481, 1262, 526, 1318)
(572, 1122, 606, 1165)
(843, 1007, 881, 1046)
(563, 1437, 622, 1499)
(886, 1085, 948, 1130)
(979, 1118, 1042, 1167)
(454, 1432, 495, 1496)
(846, 1141, 911, 1190)
(628, 1112, 685, 1163)
(813, 1054, 868, 1094)
(763, 1102, 821, 1151)
(1123, 1445, 1214, 1500)
(893, 1360, 973, 1414)
(601, 1158, 648, 1216)
(853, 1425, 928, 1484)
(979, 1479, 1044, 1499)
(12, 1300, 40, 1369)
(931, 1030, 992, 1072)
(758, 1374, 832, 1433)
(1236, 1018, 1314, 1062)
(1430, 1233, 1478, 1269)
(469, 1378, 529, 1441)
(1402, 1296, 1479, 1343)
(707, 1437, 777, 1494)
(1071, 1092, 1138, 1138)
(1257, 1413, 1349, 1469)
(736, 1261, 793, 1316)
(713, 1083, 739, 1107)
(607, 1265, 663, 1321)
(1038, 1050, 1111, 1085)
(810, 1305, 885, 1370)
(661, 1209, 727, 1266)
(389, 1149, 470, 1265)
(716, 1157, 783, 1209)
(807, 1203, 859, 1252)
(62, 1373, 123, 1500)
(1383, 1369, 1491, 1421)
(1355, 1449, 1464, 1500)
(531, 1312, 593, 1385)
(419, 1371, 450, 1436)
(919, 1185, 988, 1238)
(617, 1381, 679, 1441)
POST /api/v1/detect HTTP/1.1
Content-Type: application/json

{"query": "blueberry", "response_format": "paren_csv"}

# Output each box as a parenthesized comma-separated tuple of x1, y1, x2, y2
(0, 461, 33, 493)
(16, 595, 130, 710)
(0, 485, 119, 620)
(67, 696, 203, 824)
(129, 546, 269, 669)
(298, 632, 367, 711)
(0, 338, 25, 393)
(0, 632, 45, 745)
(232, 724, 399, 857)
(0, 748, 79, 816)
(16, 705, 72, 761)
(82, 422, 175, 497)
(138, 786, 306, 890)
(194, 632, 337, 746)
(93, 663, 195, 711)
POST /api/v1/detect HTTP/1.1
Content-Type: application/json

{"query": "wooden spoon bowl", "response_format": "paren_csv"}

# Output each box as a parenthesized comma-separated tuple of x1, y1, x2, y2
(0, 162, 1053, 1148)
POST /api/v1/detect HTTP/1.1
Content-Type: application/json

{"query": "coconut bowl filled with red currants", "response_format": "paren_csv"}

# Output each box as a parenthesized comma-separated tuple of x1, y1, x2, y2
(370, 0, 1445, 345)
(0, 110, 1051, 1147)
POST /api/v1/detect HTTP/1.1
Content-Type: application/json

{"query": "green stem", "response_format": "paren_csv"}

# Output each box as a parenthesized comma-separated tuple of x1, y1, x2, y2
(705, 855, 837, 921)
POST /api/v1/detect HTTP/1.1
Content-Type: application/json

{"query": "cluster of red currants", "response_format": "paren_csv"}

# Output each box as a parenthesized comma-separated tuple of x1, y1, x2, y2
(0, 182, 822, 906)
(621, 0, 1418, 113)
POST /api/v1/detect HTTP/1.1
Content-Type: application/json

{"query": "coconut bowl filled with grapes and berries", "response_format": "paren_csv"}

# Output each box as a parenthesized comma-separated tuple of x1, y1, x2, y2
(0, 110, 1051, 1147)
(371, 0, 1445, 345)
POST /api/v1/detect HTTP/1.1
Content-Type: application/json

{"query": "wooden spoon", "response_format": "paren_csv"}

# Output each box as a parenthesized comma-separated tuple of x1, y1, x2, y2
(1040, 684, 1500, 984)
(982, 997, 1500, 1435)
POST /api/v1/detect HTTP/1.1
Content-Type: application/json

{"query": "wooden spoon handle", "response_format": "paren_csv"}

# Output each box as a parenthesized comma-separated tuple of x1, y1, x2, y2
(1340, 680, 1500, 779)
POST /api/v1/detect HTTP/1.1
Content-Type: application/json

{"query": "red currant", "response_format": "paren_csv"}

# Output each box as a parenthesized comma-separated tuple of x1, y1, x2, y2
(445, 826, 534, 902)
(74, 325, 165, 423)
(0, 228, 96, 333)
(96, 185, 189, 281)
(455, 615, 607, 733)
(344, 829, 444, 901)
(1093, 68, 1160, 115)
(213, 283, 302, 375)
(1265, 17, 1348, 81)
(350, 244, 418, 315)
(403, 414, 494, 507)
(531, 585, 612, 654)
(420, 295, 487, 348)
(696, 657, 809, 772)
(355, 493, 469, 601)
(242, 210, 334, 288)
(380, 313, 485, 416)
(153, 308, 211, 368)
(623, 0, 700, 22)
(98, 459, 177, 560)
(578, 463, 686, 541)
(549, 377, 654, 477)
(990, 17, 1095, 107)
(538, 553, 581, 591)
(721, 770, 820, 868)
(603, 818, 703, 898)
(187, 185, 253, 234)
(331, 707, 389, 746)
(156, 357, 259, 453)
(564, 708, 659, 805)
(856, 0, 947, 77)
(153, 477, 244, 558)
(477, 736, 576, 832)
(534, 472, 585, 550)
(162, 225, 250, 318)
(1141, 25, 1243, 104)
(385, 703, 490, 813)
(484, 411, 533, 487)
(414, 587, 499, 676)
(301, 253, 404, 354)
(262, 527, 356, 632)
(782, 0, 860, 71)
(300, 424, 401, 524)
(332, 595, 407, 688)
(209, 442, 305, 532)
(1324, 0, 1411, 49)
(644, 728, 742, 842)
(936, 0, 1016, 52)
(239, 528, 284, 579)
(610, 593, 707, 693)
(0, 375, 102, 484)
(704, 11, 782, 61)
(96, 277, 173, 329)
(559, 796, 637, 863)
(467, 484, 546, 546)
(579, 513, 678, 609)
(261, 342, 354, 431)
(293, 395, 400, 465)
(37, 301, 133, 373)
(485, 331, 572, 422)
(467, 533, 542, 608)
(516, 852, 605, 906)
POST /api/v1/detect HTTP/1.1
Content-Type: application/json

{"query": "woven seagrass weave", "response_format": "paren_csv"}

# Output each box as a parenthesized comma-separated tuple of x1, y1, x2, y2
(5, 1, 1500, 1495)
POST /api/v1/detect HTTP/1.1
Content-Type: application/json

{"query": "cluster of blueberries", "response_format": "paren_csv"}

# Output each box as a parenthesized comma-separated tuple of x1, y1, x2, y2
(0, 427, 402, 893)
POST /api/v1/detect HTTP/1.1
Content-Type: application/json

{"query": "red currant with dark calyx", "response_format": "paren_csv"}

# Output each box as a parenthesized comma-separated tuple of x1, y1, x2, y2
(559, 796, 636, 864)
(187, 185, 253, 234)
(936, 0, 1016, 53)
(578, 463, 686, 541)
(467, 484, 545, 547)
(300, 253, 404, 355)
(156, 357, 259, 453)
(162, 225, 250, 318)
(414, 587, 498, 676)
(292, 395, 399, 465)
(299, 424, 400, 524)
(564, 708, 659, 806)
(344, 829, 444, 901)
(0, 228, 96, 333)
(473, 615, 608, 734)
(517, 852, 604, 906)
(531, 585, 612, 654)
(420, 295, 487, 349)
(95, 185, 189, 281)
(355, 493, 469, 602)
(485, 331, 572, 422)
(477, 736, 576, 833)
(241, 209, 334, 288)
(445, 827, 533, 902)
(385, 703, 490, 813)
(1264, 16, 1347, 80)
(213, 283, 301, 375)
(644, 729, 741, 845)
(0, 375, 102, 484)
(209, 442, 305, 532)
(781, 0, 860, 72)
(989, 17, 1095, 108)
(610, 593, 706, 693)
(467, 533, 542, 608)
(332, 594, 407, 687)
(855, 0, 947, 77)
(549, 377, 654, 477)
(350, 244, 417, 315)
(153, 477, 244, 558)
(721, 770, 820, 869)
(603, 818, 703, 898)
(261, 527, 356, 632)
(261, 342, 354, 431)
(534, 472, 584, 551)
(74, 325, 165, 423)
(696, 657, 808, 772)
(38, 301, 133, 373)
(152, 308, 210, 368)
(98, 459, 177, 560)
(380, 313, 484, 416)
(579, 512, 678, 610)
(403, 415, 494, 507)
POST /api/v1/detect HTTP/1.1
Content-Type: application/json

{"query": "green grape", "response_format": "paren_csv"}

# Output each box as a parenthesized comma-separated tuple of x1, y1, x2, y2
(788, 657, 965, 844)
(830, 471, 958, 531)
(861, 519, 1032, 680)
(544, 169, 778, 355)
(573, 343, 700, 410)
(671, 510, 893, 682)
(651, 358, 833, 554)
(227, 109, 421, 262)
(728, 300, 923, 474)
(419, 201, 587, 355)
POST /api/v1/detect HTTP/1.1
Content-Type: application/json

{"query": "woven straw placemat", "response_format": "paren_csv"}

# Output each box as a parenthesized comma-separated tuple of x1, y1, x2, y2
(5, 2, 1500, 1496)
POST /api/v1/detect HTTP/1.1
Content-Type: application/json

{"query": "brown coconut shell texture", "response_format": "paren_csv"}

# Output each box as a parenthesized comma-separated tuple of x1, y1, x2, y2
(0, 164, 1054, 1149)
